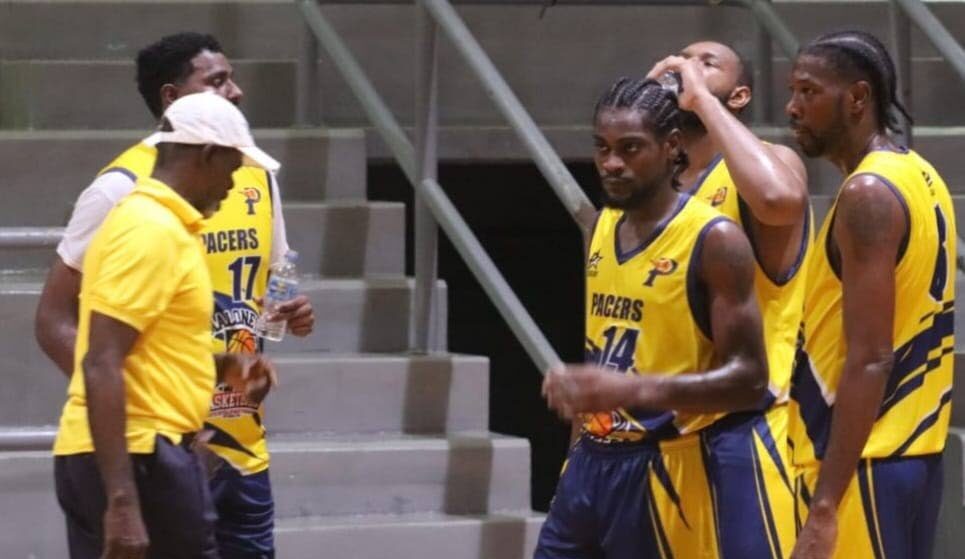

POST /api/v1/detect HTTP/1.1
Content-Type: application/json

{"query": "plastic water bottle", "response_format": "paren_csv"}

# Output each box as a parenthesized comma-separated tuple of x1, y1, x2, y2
(254, 250, 299, 342)
(657, 71, 682, 97)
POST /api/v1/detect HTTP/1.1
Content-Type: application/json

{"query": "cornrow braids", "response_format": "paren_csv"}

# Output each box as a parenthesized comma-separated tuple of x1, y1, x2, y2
(800, 29, 913, 133)
(594, 77, 690, 186)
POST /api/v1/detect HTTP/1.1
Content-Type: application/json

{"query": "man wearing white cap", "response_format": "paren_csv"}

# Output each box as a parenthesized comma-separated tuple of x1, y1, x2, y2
(52, 93, 280, 559)
(36, 33, 313, 558)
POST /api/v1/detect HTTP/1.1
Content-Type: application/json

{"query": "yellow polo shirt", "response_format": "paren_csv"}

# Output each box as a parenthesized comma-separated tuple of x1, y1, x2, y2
(53, 177, 216, 456)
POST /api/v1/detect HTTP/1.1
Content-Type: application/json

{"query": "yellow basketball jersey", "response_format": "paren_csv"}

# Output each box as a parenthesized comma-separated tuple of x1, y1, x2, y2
(687, 155, 811, 404)
(100, 143, 275, 474)
(582, 196, 729, 442)
(789, 149, 955, 466)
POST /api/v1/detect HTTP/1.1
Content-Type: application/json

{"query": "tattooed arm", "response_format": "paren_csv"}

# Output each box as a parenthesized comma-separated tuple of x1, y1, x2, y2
(792, 174, 905, 559)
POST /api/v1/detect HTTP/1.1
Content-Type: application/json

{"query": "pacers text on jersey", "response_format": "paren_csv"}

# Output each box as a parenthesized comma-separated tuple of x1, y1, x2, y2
(202, 228, 260, 254)
(589, 292, 644, 322)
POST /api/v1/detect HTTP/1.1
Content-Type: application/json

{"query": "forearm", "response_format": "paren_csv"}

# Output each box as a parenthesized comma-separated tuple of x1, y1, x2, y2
(631, 356, 767, 413)
(693, 94, 802, 223)
(811, 355, 892, 511)
(83, 355, 139, 505)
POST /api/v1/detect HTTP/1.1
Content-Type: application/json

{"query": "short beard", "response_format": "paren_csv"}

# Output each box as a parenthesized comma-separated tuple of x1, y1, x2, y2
(601, 187, 652, 210)
(798, 98, 848, 158)
(600, 175, 670, 211)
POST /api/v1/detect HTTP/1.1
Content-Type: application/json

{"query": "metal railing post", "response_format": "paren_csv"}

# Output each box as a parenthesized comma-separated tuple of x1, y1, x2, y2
(295, 18, 319, 127)
(297, 0, 563, 371)
(738, 0, 798, 59)
(419, 0, 595, 231)
(890, 2, 914, 146)
(752, 0, 774, 124)
(892, 0, 965, 85)
(413, 5, 441, 352)
(297, 0, 415, 175)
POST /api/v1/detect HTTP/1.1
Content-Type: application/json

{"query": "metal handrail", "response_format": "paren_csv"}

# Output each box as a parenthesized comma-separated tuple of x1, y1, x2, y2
(892, 0, 965, 85)
(297, 0, 562, 372)
(419, 0, 595, 228)
(0, 227, 63, 248)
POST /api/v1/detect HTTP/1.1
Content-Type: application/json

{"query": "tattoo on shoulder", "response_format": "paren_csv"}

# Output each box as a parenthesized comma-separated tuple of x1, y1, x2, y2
(839, 181, 902, 247)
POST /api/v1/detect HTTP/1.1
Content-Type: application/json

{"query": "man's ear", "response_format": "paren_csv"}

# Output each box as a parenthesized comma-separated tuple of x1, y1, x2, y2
(159, 84, 180, 113)
(727, 85, 752, 113)
(847, 80, 873, 118)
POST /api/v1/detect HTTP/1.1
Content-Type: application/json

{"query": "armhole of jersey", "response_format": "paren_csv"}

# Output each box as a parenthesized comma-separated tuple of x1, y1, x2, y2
(737, 194, 813, 287)
(686, 216, 729, 341)
(824, 173, 910, 281)
(265, 170, 274, 204)
(100, 167, 137, 183)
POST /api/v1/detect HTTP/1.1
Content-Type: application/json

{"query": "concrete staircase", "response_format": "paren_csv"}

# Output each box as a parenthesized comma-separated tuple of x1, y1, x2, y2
(0, 122, 544, 557)
(0, 4, 545, 555)
(2, 0, 965, 556)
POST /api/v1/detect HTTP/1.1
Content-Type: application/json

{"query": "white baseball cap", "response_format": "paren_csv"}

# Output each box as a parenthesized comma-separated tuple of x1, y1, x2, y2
(144, 92, 280, 172)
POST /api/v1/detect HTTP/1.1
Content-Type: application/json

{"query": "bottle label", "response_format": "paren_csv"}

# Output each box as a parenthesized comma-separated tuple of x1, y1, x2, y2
(266, 277, 298, 303)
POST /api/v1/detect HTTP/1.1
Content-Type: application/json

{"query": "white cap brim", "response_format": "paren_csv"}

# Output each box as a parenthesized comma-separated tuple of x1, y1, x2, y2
(142, 132, 280, 172)
(143, 131, 165, 146)
(240, 146, 281, 172)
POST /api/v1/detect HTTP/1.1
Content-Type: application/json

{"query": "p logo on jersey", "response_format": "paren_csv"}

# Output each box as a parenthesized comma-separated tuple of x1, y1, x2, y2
(709, 186, 728, 207)
(643, 257, 678, 287)
(586, 250, 604, 277)
(241, 187, 261, 215)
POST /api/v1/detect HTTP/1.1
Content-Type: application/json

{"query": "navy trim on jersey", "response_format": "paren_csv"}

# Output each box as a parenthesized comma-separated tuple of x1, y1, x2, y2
(686, 216, 729, 340)
(738, 195, 813, 287)
(824, 173, 910, 281)
(100, 166, 137, 183)
(613, 194, 690, 265)
(683, 153, 724, 195)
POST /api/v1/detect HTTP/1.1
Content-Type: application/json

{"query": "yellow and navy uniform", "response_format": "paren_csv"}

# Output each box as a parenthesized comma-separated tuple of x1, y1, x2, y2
(537, 196, 728, 559)
(54, 177, 214, 455)
(98, 143, 274, 475)
(582, 199, 727, 442)
(688, 155, 809, 558)
(790, 149, 954, 557)
(688, 153, 811, 402)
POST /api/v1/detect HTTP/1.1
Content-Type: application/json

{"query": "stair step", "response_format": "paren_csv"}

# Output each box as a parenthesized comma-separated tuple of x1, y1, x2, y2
(275, 511, 544, 559)
(0, 278, 448, 429)
(266, 431, 532, 517)
(0, 200, 404, 276)
(0, 351, 489, 442)
(265, 353, 489, 434)
(0, 128, 366, 226)
(0, 431, 534, 555)
(0, 59, 297, 129)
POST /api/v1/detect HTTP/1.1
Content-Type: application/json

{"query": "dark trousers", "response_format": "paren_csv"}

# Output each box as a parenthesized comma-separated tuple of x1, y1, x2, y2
(54, 435, 219, 559)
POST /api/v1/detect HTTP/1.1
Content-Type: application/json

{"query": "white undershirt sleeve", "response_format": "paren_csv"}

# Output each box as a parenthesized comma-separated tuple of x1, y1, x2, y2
(55, 171, 137, 270)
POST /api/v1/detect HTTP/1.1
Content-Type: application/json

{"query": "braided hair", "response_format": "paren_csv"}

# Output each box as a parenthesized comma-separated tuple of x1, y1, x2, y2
(799, 30, 912, 133)
(593, 77, 689, 186)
